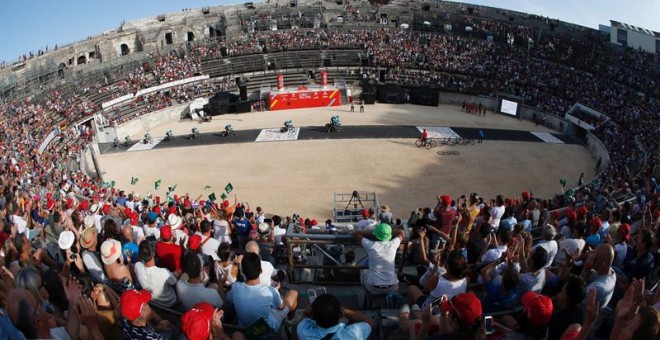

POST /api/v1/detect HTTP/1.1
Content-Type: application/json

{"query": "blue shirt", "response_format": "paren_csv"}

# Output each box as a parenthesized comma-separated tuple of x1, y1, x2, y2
(234, 218, 251, 236)
(122, 242, 139, 263)
(585, 234, 601, 246)
(296, 319, 371, 340)
(482, 276, 518, 313)
(226, 282, 282, 329)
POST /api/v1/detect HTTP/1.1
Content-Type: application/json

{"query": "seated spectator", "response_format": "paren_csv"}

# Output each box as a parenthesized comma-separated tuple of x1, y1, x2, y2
(101, 239, 133, 287)
(548, 275, 586, 340)
(357, 209, 376, 230)
(554, 222, 586, 265)
(297, 293, 373, 339)
(227, 252, 298, 330)
(413, 292, 485, 340)
(480, 255, 520, 313)
(121, 225, 139, 263)
(480, 229, 512, 265)
(467, 222, 491, 264)
(611, 223, 631, 268)
(168, 213, 188, 246)
(533, 225, 558, 268)
(582, 243, 616, 309)
(354, 223, 404, 294)
(155, 225, 183, 274)
(80, 227, 108, 283)
(245, 240, 275, 286)
(408, 249, 468, 309)
(500, 207, 517, 231)
(181, 302, 236, 340)
(215, 242, 238, 287)
(134, 240, 178, 307)
(622, 229, 654, 280)
(143, 211, 160, 239)
(518, 245, 548, 295)
(498, 292, 553, 339)
(176, 253, 223, 311)
(195, 220, 220, 262)
(119, 289, 172, 339)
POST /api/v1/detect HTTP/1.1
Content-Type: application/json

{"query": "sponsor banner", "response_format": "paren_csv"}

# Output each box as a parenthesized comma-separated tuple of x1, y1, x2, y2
(255, 128, 300, 142)
(531, 132, 565, 144)
(416, 126, 460, 139)
(101, 93, 134, 109)
(127, 138, 164, 152)
(321, 71, 328, 86)
(269, 89, 340, 111)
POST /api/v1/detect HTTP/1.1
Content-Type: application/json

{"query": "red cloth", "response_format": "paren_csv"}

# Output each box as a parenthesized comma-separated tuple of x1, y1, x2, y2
(155, 241, 183, 273)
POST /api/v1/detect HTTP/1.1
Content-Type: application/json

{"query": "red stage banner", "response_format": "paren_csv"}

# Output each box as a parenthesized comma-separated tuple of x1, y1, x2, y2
(269, 89, 340, 111)
(277, 74, 284, 90)
(321, 72, 328, 86)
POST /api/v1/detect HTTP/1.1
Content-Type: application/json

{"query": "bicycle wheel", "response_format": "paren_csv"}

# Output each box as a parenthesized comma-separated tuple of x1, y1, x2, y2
(429, 140, 436, 148)
(447, 138, 455, 146)
(437, 151, 445, 156)
(470, 138, 476, 145)
(425, 141, 433, 150)
(415, 140, 423, 148)
(452, 151, 460, 155)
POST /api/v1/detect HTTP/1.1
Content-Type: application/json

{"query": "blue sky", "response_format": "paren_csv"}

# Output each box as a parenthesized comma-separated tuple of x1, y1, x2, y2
(0, 0, 658, 63)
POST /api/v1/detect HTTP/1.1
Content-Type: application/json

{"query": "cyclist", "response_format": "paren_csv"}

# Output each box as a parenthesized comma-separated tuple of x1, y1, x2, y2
(284, 120, 293, 130)
(421, 129, 428, 144)
(330, 115, 341, 126)
(225, 124, 233, 133)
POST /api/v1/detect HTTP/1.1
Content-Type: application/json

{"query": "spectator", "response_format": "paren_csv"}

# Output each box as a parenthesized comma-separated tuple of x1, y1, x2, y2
(413, 292, 485, 340)
(155, 225, 183, 274)
(623, 229, 654, 280)
(297, 293, 373, 339)
(480, 256, 520, 313)
(176, 253, 223, 311)
(121, 225, 139, 263)
(408, 249, 468, 309)
(245, 240, 275, 286)
(134, 240, 178, 307)
(548, 275, 586, 340)
(499, 292, 553, 339)
(431, 195, 456, 249)
(554, 222, 586, 265)
(357, 209, 376, 230)
(533, 225, 558, 268)
(195, 220, 220, 262)
(518, 245, 548, 295)
(143, 211, 161, 240)
(233, 210, 251, 249)
(490, 195, 506, 231)
(480, 229, 512, 265)
(227, 252, 298, 331)
(180, 302, 234, 340)
(354, 223, 404, 294)
(582, 243, 616, 309)
(119, 289, 172, 339)
(100, 239, 133, 288)
(611, 223, 631, 268)
(379, 205, 393, 224)
(215, 243, 238, 288)
(80, 227, 108, 283)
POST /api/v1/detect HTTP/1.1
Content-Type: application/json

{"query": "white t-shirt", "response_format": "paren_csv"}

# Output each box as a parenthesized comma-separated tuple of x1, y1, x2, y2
(273, 226, 286, 246)
(82, 250, 107, 283)
(534, 240, 558, 268)
(585, 269, 616, 309)
(426, 276, 467, 305)
(131, 225, 145, 242)
(93, 214, 103, 233)
(134, 262, 177, 307)
(555, 238, 585, 265)
(212, 220, 231, 244)
(361, 237, 402, 286)
(175, 274, 223, 311)
(195, 232, 220, 261)
(10, 215, 28, 236)
(357, 218, 376, 231)
(481, 245, 507, 264)
(259, 260, 276, 286)
(490, 206, 505, 230)
(216, 262, 237, 286)
(143, 225, 160, 239)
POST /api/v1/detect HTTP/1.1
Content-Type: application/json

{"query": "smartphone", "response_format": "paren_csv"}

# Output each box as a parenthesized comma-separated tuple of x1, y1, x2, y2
(484, 316, 494, 334)
(430, 296, 444, 307)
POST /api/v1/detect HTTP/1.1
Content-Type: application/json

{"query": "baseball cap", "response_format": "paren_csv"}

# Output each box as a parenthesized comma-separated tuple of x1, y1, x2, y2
(373, 223, 392, 242)
(46, 199, 56, 211)
(618, 223, 631, 241)
(160, 225, 173, 240)
(101, 204, 111, 215)
(441, 292, 482, 325)
(521, 292, 553, 327)
(58, 231, 75, 250)
(120, 289, 152, 321)
(188, 235, 202, 251)
(100, 239, 122, 265)
(440, 195, 452, 206)
(181, 302, 216, 340)
(361, 209, 369, 218)
(147, 211, 159, 223)
(80, 227, 98, 249)
(78, 200, 90, 211)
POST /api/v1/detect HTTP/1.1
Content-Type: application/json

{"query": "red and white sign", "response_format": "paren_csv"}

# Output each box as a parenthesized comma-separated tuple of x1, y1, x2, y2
(277, 74, 284, 90)
(269, 89, 340, 111)
(321, 71, 328, 86)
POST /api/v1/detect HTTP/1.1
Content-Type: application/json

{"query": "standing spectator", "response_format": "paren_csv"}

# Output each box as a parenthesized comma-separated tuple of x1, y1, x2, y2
(611, 223, 631, 268)
(134, 240, 178, 308)
(297, 293, 373, 339)
(195, 220, 220, 262)
(119, 289, 172, 339)
(379, 205, 393, 224)
(430, 195, 456, 249)
(490, 196, 506, 231)
(354, 223, 403, 294)
(233, 211, 251, 249)
(155, 225, 183, 274)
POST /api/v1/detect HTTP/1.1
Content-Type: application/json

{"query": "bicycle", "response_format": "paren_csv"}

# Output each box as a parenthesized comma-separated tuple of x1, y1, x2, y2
(439, 138, 456, 146)
(415, 138, 436, 150)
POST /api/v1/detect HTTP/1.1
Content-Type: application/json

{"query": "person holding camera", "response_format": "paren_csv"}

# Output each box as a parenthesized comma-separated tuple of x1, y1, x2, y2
(354, 223, 404, 294)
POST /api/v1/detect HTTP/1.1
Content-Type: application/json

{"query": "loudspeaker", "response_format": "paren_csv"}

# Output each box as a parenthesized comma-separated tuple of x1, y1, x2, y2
(239, 86, 247, 101)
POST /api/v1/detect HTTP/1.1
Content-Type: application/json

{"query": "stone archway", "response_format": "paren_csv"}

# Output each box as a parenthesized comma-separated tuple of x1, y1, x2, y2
(120, 44, 130, 56)
(77, 55, 87, 65)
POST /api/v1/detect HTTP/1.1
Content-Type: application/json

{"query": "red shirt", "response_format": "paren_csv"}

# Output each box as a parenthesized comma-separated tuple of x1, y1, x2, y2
(155, 241, 183, 273)
(422, 131, 428, 140)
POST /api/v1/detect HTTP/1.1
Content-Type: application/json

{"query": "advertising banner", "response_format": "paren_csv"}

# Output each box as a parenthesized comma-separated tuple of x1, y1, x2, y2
(269, 89, 340, 111)
(277, 74, 284, 90)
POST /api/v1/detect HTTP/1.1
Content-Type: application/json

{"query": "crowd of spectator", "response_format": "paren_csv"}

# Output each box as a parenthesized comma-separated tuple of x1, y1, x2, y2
(0, 2, 658, 338)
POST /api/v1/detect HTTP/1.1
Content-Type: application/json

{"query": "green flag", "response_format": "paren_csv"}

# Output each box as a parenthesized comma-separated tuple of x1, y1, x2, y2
(131, 177, 139, 185)
(166, 195, 174, 203)
(208, 193, 217, 202)
(578, 173, 584, 186)
(204, 185, 211, 190)
(220, 193, 227, 200)
(166, 184, 177, 195)
(224, 183, 233, 193)
(566, 188, 575, 197)
(110, 180, 115, 188)
(560, 179, 567, 187)
(154, 180, 161, 190)
(529, 189, 533, 197)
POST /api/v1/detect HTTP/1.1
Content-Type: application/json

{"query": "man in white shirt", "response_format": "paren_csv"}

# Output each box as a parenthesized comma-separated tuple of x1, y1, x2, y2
(195, 220, 220, 261)
(134, 240, 178, 307)
(533, 225, 558, 268)
(246, 241, 275, 286)
(354, 223, 404, 294)
(212, 216, 231, 244)
(357, 209, 376, 231)
(480, 229, 512, 264)
(555, 223, 586, 265)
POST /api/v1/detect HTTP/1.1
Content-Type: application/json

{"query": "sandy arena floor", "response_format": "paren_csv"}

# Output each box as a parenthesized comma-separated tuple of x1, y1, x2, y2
(98, 103, 595, 220)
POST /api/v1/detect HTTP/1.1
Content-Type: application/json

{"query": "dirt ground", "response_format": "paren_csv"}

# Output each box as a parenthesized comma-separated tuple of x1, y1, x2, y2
(99, 103, 595, 221)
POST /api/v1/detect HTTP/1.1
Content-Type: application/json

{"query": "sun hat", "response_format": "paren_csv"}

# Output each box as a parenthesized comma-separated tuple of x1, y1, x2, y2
(58, 231, 75, 250)
(168, 214, 182, 229)
(521, 291, 553, 327)
(373, 223, 392, 241)
(181, 302, 216, 340)
(120, 289, 152, 321)
(83, 215, 95, 229)
(80, 227, 98, 249)
(258, 222, 271, 235)
(100, 239, 122, 265)
(381, 205, 390, 211)
(90, 204, 99, 214)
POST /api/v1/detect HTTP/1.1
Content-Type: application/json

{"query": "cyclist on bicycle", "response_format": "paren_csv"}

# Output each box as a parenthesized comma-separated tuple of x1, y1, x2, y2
(330, 115, 341, 126)
(225, 124, 233, 132)
(421, 129, 428, 143)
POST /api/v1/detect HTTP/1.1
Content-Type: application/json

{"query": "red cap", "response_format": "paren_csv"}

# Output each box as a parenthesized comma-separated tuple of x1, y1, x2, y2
(160, 225, 172, 240)
(566, 210, 577, 221)
(78, 200, 90, 211)
(361, 209, 369, 218)
(102, 204, 111, 215)
(65, 198, 74, 209)
(311, 219, 318, 226)
(181, 303, 215, 340)
(440, 195, 452, 206)
(199, 200, 205, 207)
(120, 289, 152, 321)
(153, 206, 161, 215)
(522, 191, 531, 201)
(46, 192, 53, 200)
(521, 292, 553, 327)
(221, 200, 229, 208)
(188, 234, 202, 250)
(169, 206, 177, 215)
(590, 217, 602, 228)
(653, 210, 660, 220)
(618, 223, 631, 241)
(441, 293, 482, 325)
(577, 206, 589, 216)
(184, 199, 192, 209)
(125, 208, 133, 216)
(130, 216, 139, 226)
(46, 199, 55, 211)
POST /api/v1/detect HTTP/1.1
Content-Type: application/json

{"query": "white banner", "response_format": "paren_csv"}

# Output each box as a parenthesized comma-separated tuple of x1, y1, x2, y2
(255, 128, 300, 142)
(101, 93, 134, 109)
(135, 75, 210, 97)
(127, 138, 164, 152)
(38, 130, 58, 153)
(531, 132, 565, 144)
(416, 126, 460, 139)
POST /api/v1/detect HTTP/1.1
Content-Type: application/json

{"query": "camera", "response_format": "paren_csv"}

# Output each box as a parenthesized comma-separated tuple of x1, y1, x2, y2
(69, 252, 78, 260)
